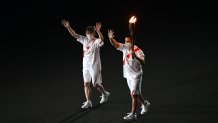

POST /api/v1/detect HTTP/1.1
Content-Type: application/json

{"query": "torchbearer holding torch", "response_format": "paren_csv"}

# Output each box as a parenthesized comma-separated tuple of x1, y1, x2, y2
(107, 15, 151, 121)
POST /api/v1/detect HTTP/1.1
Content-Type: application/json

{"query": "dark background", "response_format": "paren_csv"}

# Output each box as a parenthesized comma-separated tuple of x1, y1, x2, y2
(1, 0, 218, 123)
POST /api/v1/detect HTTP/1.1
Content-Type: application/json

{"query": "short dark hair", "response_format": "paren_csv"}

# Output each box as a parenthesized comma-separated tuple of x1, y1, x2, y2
(125, 33, 133, 39)
(85, 26, 95, 34)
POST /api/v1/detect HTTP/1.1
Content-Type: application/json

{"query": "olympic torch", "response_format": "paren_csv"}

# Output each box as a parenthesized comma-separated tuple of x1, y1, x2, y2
(129, 16, 137, 59)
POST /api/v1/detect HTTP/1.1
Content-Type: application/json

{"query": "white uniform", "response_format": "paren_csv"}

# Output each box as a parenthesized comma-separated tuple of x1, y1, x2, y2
(77, 35, 104, 84)
(117, 43, 145, 95)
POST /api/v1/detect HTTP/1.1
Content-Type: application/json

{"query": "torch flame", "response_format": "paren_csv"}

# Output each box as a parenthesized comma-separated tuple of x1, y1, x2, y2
(129, 16, 137, 23)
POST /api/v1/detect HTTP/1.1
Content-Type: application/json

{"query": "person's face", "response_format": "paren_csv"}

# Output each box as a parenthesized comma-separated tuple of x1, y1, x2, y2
(125, 37, 132, 44)
(86, 31, 94, 40)
(125, 37, 132, 49)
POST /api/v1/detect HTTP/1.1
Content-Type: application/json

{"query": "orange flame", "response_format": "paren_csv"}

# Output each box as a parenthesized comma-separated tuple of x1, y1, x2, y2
(129, 16, 137, 23)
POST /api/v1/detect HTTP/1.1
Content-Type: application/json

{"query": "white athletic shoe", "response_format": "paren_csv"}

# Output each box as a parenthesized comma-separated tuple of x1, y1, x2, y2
(141, 100, 151, 114)
(123, 112, 137, 121)
(100, 91, 110, 104)
(81, 101, 92, 109)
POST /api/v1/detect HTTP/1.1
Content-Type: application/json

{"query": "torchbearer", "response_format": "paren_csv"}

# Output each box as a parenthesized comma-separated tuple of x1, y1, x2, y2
(107, 15, 151, 121)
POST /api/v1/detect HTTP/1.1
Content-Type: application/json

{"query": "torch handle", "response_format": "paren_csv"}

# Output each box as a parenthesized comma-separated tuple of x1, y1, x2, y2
(131, 33, 135, 59)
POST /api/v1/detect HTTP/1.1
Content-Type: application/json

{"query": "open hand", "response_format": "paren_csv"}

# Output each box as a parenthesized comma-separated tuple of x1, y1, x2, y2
(95, 22, 102, 32)
(108, 29, 114, 39)
(61, 19, 70, 28)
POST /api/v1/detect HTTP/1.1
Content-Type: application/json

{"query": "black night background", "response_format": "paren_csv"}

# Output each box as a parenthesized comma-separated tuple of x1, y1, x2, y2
(1, 0, 218, 122)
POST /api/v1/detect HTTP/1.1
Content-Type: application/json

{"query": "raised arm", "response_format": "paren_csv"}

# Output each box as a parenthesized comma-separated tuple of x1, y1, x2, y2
(61, 19, 80, 39)
(108, 29, 121, 48)
(95, 22, 104, 43)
